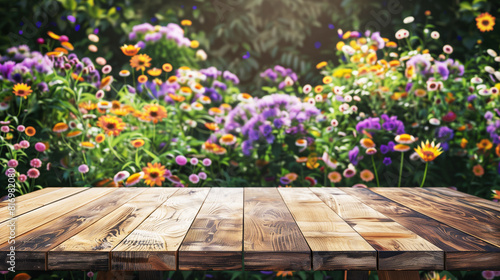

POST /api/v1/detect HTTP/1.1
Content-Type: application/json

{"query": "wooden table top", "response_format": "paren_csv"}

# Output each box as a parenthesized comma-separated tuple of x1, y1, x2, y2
(1, 187, 499, 272)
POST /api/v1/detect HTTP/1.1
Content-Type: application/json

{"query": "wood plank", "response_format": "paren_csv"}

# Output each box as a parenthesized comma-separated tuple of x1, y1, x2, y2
(179, 188, 243, 270)
(372, 188, 500, 248)
(48, 188, 178, 270)
(244, 188, 311, 271)
(0, 187, 143, 271)
(341, 188, 500, 270)
(112, 188, 210, 271)
(425, 187, 500, 213)
(311, 188, 443, 271)
(0, 187, 89, 222)
(0, 187, 62, 207)
(278, 188, 376, 270)
(0, 188, 115, 246)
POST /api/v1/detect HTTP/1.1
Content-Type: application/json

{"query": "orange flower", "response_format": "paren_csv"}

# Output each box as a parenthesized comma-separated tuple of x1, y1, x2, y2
(54, 47, 69, 54)
(328, 171, 342, 183)
(66, 130, 82, 138)
(125, 172, 143, 187)
(204, 123, 219, 131)
(414, 140, 443, 162)
(219, 134, 237, 145)
(47, 31, 60, 40)
(130, 54, 152, 71)
(168, 93, 185, 102)
(131, 139, 145, 148)
(79, 101, 97, 111)
(314, 85, 323, 93)
(394, 144, 411, 152)
(360, 138, 375, 149)
(52, 123, 69, 133)
(460, 138, 468, 149)
(80, 141, 95, 149)
(496, 144, 500, 157)
(95, 133, 105, 143)
(162, 63, 173, 72)
(395, 134, 416, 144)
(138, 75, 148, 83)
(71, 73, 84, 82)
(25, 126, 36, 137)
(181, 19, 192, 26)
(61, 41, 74, 51)
(120, 44, 141, 56)
(13, 83, 32, 99)
(472, 164, 484, 177)
(143, 104, 167, 124)
(360, 169, 374, 182)
(46, 51, 63, 57)
(477, 139, 493, 151)
(99, 76, 113, 89)
(12, 272, 31, 280)
(97, 115, 126, 136)
(322, 76, 333, 84)
(476, 12, 495, 32)
(276, 271, 293, 277)
(142, 162, 167, 187)
(147, 67, 162, 76)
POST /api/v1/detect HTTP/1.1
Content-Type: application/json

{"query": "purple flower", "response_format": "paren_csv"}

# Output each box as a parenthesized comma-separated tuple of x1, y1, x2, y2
(383, 157, 392, 166)
(405, 82, 413, 92)
(273, 118, 284, 129)
(467, 94, 477, 102)
(436, 126, 454, 142)
(222, 70, 239, 84)
(176, 155, 187, 166)
(482, 271, 495, 280)
(189, 174, 200, 184)
(370, 32, 385, 49)
(190, 158, 199, 165)
(485, 111, 494, 120)
(380, 145, 389, 154)
(356, 117, 381, 133)
(78, 164, 89, 173)
(433, 61, 449, 80)
(349, 146, 360, 166)
(280, 176, 291, 185)
(407, 54, 431, 75)
(387, 141, 395, 152)
(202, 158, 212, 166)
(242, 140, 253, 156)
(212, 80, 227, 90)
(259, 124, 272, 137)
(198, 172, 207, 180)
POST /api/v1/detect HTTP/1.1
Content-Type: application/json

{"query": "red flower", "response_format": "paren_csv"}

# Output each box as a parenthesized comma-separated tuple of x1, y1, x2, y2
(442, 111, 456, 122)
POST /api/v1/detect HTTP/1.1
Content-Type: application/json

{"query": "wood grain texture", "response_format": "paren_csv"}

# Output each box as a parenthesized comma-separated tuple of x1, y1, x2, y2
(279, 188, 376, 270)
(112, 188, 210, 271)
(424, 187, 500, 213)
(0, 187, 62, 207)
(179, 188, 243, 270)
(0, 187, 88, 222)
(341, 188, 500, 270)
(0, 188, 141, 270)
(0, 188, 114, 246)
(244, 188, 311, 271)
(373, 188, 500, 248)
(48, 188, 177, 270)
(311, 188, 443, 271)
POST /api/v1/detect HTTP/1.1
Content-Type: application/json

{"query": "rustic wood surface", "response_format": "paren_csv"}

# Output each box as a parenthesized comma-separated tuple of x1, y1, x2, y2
(2, 187, 499, 271)
(244, 188, 311, 270)
(179, 188, 243, 270)
(310, 188, 443, 270)
(372, 188, 500, 248)
(278, 188, 376, 270)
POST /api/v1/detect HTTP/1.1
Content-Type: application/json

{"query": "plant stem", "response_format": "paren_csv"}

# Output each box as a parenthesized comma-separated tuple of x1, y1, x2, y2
(420, 162, 428, 188)
(398, 152, 404, 187)
(372, 155, 380, 187)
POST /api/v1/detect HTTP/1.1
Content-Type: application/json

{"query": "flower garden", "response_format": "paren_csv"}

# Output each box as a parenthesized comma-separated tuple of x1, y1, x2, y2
(1, 0, 500, 279)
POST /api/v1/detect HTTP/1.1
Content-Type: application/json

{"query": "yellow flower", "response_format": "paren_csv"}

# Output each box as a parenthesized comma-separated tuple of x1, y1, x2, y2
(322, 76, 333, 84)
(414, 140, 443, 162)
(316, 61, 327, 69)
(395, 134, 416, 144)
(190, 40, 199, 48)
(131, 139, 145, 148)
(13, 83, 32, 99)
(477, 139, 493, 151)
(97, 115, 126, 136)
(147, 68, 162, 76)
(143, 104, 167, 124)
(476, 12, 495, 32)
(181, 19, 192, 26)
(460, 138, 468, 149)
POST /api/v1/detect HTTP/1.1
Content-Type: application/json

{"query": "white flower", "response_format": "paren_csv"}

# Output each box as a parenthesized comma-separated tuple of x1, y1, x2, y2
(344, 95, 352, 102)
(284, 76, 294, 87)
(429, 118, 441, 125)
(395, 29, 410, 40)
(487, 49, 497, 57)
(495, 71, 500, 81)
(484, 66, 495, 74)
(443, 45, 453, 54)
(196, 49, 207, 61)
(495, 57, 500, 62)
(303, 84, 312, 94)
(403, 16, 414, 24)
(478, 88, 491, 96)
(315, 94, 323, 102)
(470, 77, 483, 84)
(430, 31, 440, 39)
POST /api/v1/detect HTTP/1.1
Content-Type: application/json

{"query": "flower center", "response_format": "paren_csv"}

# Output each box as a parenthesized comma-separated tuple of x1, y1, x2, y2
(482, 20, 490, 26)
(106, 123, 116, 130)
(150, 171, 159, 178)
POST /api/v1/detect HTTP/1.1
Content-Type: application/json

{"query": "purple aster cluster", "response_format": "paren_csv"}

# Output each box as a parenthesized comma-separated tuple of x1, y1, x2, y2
(54, 54, 100, 87)
(128, 23, 191, 48)
(406, 54, 464, 80)
(486, 120, 500, 145)
(355, 114, 404, 134)
(435, 126, 454, 151)
(224, 94, 321, 156)
(260, 65, 298, 89)
(0, 45, 53, 84)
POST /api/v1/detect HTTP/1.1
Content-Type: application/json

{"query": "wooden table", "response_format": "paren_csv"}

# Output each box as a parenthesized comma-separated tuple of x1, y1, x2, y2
(1, 187, 499, 279)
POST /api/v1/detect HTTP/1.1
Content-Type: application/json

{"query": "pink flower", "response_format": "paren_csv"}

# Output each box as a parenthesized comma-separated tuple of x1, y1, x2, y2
(176, 155, 187, 166)
(47, 163, 52, 171)
(30, 158, 42, 168)
(78, 164, 89, 173)
(1, 126, 9, 133)
(19, 140, 30, 148)
(189, 174, 200, 184)
(114, 171, 130, 183)
(17, 125, 25, 132)
(7, 159, 18, 168)
(13, 144, 21, 150)
(19, 174, 27, 182)
(482, 271, 495, 280)
(190, 158, 199, 165)
(27, 168, 40, 179)
(35, 142, 47, 152)
(5, 168, 15, 176)
(202, 158, 212, 166)
(198, 172, 207, 180)
(352, 183, 368, 188)
(343, 164, 357, 178)
(87, 272, 94, 278)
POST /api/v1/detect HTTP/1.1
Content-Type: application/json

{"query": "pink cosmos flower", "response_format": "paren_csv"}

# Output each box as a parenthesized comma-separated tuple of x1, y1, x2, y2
(30, 158, 42, 168)
(27, 168, 40, 179)
(7, 159, 18, 168)
(17, 125, 25, 132)
(19, 140, 30, 148)
(19, 174, 27, 182)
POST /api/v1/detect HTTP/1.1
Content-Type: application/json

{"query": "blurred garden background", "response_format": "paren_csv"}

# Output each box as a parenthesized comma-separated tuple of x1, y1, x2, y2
(1, 0, 500, 279)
